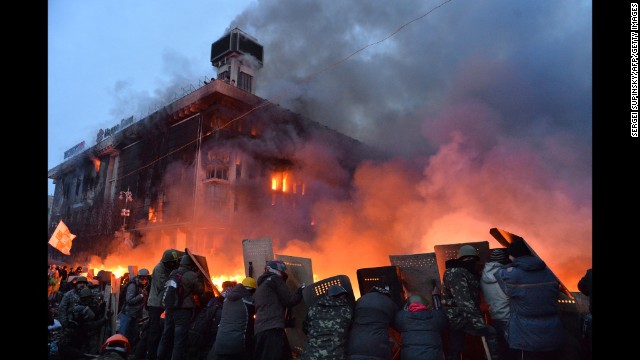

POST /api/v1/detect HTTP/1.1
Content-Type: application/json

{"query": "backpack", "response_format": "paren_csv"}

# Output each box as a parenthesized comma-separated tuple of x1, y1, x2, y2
(162, 269, 186, 309)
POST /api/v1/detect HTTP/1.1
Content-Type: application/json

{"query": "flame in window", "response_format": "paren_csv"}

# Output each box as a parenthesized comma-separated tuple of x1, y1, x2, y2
(282, 173, 288, 192)
(92, 157, 101, 173)
(148, 205, 157, 223)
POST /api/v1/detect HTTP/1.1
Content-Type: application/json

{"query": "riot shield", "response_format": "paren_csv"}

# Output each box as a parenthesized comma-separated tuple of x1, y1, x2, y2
(275, 254, 314, 357)
(355, 266, 406, 308)
(185, 247, 221, 297)
(389, 252, 440, 303)
(242, 238, 274, 277)
(302, 274, 356, 310)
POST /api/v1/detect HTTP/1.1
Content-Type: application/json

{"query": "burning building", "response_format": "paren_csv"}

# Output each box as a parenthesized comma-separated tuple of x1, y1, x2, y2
(47, 28, 378, 266)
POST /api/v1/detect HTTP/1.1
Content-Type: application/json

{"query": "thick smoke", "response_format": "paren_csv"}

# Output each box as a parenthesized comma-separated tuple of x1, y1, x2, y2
(97, 1, 591, 291)
(228, 0, 592, 290)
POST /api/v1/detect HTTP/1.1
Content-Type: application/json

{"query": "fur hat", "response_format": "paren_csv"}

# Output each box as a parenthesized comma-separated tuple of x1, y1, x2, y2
(489, 248, 510, 264)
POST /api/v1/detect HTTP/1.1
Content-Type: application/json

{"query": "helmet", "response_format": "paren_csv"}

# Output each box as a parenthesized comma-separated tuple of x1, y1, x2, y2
(100, 334, 131, 355)
(162, 249, 180, 263)
(327, 284, 348, 297)
(265, 260, 287, 273)
(457, 245, 479, 259)
(75, 276, 88, 284)
(242, 277, 257, 289)
(138, 268, 150, 276)
(180, 255, 195, 266)
(79, 287, 93, 299)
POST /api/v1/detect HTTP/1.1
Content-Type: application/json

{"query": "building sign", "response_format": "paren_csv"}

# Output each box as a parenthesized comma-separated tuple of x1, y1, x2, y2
(96, 116, 135, 143)
(64, 141, 86, 159)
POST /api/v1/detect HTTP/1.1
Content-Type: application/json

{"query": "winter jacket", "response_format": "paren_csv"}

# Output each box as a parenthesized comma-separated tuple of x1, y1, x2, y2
(301, 295, 353, 360)
(254, 272, 303, 334)
(442, 259, 484, 330)
(214, 284, 256, 355)
(177, 265, 205, 309)
(392, 302, 446, 360)
(122, 276, 146, 318)
(347, 290, 399, 360)
(495, 255, 565, 352)
(58, 288, 82, 327)
(480, 262, 510, 321)
(147, 261, 173, 308)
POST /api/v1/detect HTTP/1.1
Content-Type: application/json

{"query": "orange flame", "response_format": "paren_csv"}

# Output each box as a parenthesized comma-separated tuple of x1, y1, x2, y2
(92, 157, 101, 173)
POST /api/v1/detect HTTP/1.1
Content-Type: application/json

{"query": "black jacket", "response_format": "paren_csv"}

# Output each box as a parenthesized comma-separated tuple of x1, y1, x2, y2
(214, 284, 256, 355)
(347, 290, 399, 360)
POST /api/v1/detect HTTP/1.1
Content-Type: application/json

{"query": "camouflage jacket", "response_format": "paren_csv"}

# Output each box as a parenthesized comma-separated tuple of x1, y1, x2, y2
(301, 295, 353, 360)
(442, 260, 484, 330)
(58, 288, 81, 327)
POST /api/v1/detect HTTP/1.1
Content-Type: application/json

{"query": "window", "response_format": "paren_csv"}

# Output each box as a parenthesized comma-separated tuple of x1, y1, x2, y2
(75, 177, 82, 197)
(238, 72, 252, 92)
(206, 165, 229, 181)
(205, 151, 230, 181)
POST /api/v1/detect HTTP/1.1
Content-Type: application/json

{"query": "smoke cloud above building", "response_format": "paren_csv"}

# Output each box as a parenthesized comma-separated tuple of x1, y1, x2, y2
(84, 0, 591, 291)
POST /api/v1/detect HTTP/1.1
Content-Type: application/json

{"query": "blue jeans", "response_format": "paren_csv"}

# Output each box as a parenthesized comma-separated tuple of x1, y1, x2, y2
(118, 312, 139, 348)
(157, 308, 192, 360)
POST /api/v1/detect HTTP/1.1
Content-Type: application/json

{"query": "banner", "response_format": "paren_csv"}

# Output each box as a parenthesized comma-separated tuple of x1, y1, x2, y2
(48, 220, 76, 255)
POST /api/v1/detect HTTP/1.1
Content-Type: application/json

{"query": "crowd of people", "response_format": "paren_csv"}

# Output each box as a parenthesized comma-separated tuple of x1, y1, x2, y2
(48, 242, 592, 360)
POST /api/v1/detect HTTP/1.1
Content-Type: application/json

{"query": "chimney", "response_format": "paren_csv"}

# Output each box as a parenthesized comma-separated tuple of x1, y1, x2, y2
(210, 27, 264, 94)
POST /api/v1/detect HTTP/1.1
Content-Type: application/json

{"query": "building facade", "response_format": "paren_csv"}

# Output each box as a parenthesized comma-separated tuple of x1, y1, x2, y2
(48, 29, 374, 263)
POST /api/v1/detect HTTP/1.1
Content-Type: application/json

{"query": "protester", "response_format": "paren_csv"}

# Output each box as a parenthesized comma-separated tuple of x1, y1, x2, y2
(118, 268, 151, 351)
(578, 268, 592, 360)
(481, 248, 513, 359)
(146, 249, 182, 360)
(58, 276, 89, 327)
(212, 277, 258, 360)
(157, 255, 205, 360)
(496, 238, 565, 359)
(97, 334, 131, 360)
(301, 284, 353, 360)
(392, 294, 446, 360)
(442, 244, 499, 360)
(253, 260, 304, 360)
(347, 280, 399, 360)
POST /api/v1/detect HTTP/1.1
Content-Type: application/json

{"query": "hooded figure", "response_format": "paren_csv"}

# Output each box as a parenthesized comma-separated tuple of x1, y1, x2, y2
(392, 295, 446, 360)
(495, 238, 565, 357)
(347, 281, 399, 360)
(481, 248, 512, 359)
(253, 261, 304, 360)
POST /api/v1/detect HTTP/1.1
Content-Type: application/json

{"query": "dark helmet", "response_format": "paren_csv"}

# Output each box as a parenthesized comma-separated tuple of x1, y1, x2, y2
(457, 245, 479, 259)
(138, 268, 150, 276)
(180, 255, 195, 267)
(100, 334, 131, 356)
(265, 260, 287, 273)
(79, 287, 93, 299)
(327, 284, 348, 297)
(162, 249, 181, 263)
(75, 276, 88, 284)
